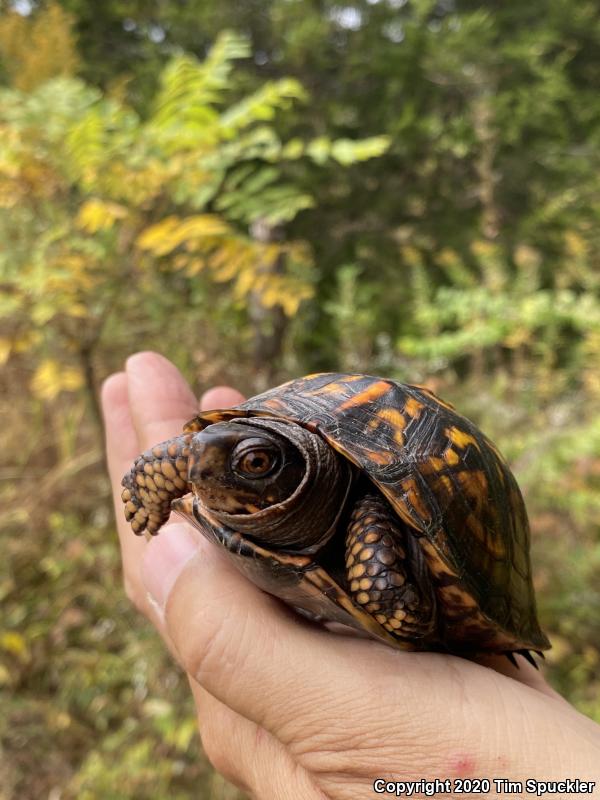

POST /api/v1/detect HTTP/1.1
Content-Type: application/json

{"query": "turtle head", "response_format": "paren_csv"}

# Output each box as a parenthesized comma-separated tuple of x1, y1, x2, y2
(189, 417, 353, 551)
(189, 421, 306, 514)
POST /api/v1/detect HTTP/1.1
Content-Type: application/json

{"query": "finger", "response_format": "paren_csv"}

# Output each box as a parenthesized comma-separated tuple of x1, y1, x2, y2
(104, 352, 197, 612)
(101, 371, 148, 602)
(141, 524, 410, 742)
(191, 684, 255, 792)
(190, 682, 316, 799)
(200, 385, 246, 410)
(125, 351, 198, 448)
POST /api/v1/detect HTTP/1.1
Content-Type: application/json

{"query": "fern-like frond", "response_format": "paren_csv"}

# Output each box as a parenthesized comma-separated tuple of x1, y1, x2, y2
(220, 79, 306, 137)
(150, 30, 250, 137)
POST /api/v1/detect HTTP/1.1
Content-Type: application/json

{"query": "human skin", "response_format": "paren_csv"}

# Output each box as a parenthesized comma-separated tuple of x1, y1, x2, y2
(101, 351, 600, 799)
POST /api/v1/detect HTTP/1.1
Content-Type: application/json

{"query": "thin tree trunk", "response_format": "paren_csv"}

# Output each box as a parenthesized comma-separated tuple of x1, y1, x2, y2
(249, 219, 289, 390)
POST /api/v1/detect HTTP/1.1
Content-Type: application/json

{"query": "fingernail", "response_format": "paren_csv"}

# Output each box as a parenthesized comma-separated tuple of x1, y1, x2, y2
(141, 524, 199, 610)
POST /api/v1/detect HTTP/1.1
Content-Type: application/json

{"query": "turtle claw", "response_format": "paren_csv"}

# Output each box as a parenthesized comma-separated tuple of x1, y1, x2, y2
(504, 649, 540, 670)
(505, 651, 519, 668)
(517, 649, 540, 669)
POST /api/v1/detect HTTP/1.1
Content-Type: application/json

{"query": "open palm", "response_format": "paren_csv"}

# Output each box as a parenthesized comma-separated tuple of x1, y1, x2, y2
(102, 352, 600, 799)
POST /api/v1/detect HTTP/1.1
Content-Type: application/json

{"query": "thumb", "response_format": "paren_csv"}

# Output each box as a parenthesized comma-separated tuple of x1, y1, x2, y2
(139, 520, 403, 744)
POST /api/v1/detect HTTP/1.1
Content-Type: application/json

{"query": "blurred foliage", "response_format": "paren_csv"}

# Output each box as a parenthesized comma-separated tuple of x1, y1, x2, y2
(1, 0, 599, 797)
(0, 1, 78, 90)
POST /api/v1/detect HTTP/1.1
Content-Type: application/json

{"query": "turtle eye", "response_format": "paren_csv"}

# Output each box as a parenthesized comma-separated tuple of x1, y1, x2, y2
(231, 440, 280, 479)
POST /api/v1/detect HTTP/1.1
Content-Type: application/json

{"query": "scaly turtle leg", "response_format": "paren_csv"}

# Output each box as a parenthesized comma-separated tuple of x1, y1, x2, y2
(345, 493, 437, 643)
(121, 434, 193, 535)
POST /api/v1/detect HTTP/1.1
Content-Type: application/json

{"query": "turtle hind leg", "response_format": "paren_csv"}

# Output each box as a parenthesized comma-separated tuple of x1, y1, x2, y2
(121, 434, 193, 535)
(344, 493, 437, 643)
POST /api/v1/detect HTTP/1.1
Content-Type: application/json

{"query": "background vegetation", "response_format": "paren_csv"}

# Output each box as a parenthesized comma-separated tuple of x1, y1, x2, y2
(1, 1, 599, 797)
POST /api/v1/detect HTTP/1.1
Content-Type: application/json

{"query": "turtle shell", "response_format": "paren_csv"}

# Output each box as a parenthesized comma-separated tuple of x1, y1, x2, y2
(185, 372, 550, 653)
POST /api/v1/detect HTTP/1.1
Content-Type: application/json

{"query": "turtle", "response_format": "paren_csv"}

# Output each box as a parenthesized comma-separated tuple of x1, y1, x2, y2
(121, 372, 550, 660)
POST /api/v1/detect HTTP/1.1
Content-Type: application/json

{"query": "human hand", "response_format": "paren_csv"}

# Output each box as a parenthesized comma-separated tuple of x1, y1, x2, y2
(102, 351, 600, 799)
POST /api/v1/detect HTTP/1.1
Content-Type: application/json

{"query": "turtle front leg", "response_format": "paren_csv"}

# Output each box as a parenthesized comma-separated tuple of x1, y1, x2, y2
(345, 493, 438, 643)
(121, 434, 194, 535)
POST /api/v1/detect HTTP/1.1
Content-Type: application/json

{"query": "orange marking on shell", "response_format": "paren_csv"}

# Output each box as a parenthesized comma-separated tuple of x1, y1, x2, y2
(470, 469, 488, 493)
(439, 585, 467, 604)
(262, 398, 286, 411)
(305, 420, 321, 433)
(305, 381, 347, 397)
(302, 372, 328, 380)
(363, 448, 395, 466)
(438, 474, 453, 494)
(404, 397, 424, 418)
(444, 448, 460, 466)
(465, 513, 486, 543)
(446, 426, 479, 450)
(376, 407, 408, 427)
(401, 477, 431, 523)
(456, 470, 486, 509)
(425, 456, 446, 473)
(325, 382, 351, 394)
(338, 380, 391, 410)
(420, 537, 459, 577)
(376, 407, 407, 445)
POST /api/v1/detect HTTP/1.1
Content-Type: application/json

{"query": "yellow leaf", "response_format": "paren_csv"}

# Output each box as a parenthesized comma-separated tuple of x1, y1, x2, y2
(0, 3, 79, 91)
(66, 303, 89, 318)
(0, 663, 11, 686)
(564, 231, 587, 259)
(136, 217, 181, 255)
(176, 215, 230, 239)
(0, 632, 29, 660)
(401, 246, 422, 267)
(76, 198, 129, 233)
(137, 215, 229, 256)
(437, 248, 460, 268)
(55, 711, 72, 730)
(14, 331, 43, 353)
(471, 240, 499, 260)
(0, 338, 11, 365)
(513, 244, 541, 269)
(31, 359, 83, 400)
(184, 257, 207, 276)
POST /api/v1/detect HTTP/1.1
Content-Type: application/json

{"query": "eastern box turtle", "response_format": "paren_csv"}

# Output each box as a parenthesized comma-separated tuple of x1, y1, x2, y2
(121, 373, 550, 659)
